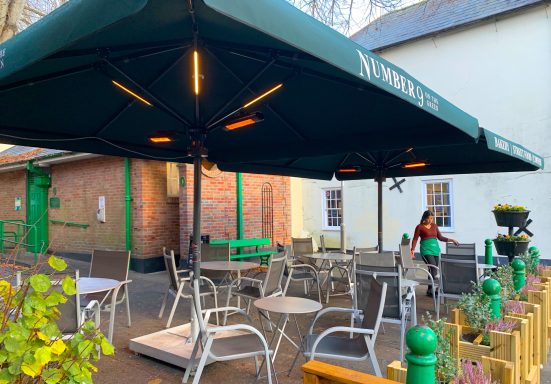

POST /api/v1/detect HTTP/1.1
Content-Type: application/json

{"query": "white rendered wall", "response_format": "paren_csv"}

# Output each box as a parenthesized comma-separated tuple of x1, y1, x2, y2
(302, 4, 551, 257)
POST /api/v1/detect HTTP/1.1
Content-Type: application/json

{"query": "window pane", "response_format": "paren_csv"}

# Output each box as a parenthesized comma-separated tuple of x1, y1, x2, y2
(442, 193, 450, 205)
(444, 217, 451, 227)
(441, 183, 449, 193)
(434, 183, 442, 193)
(426, 184, 433, 194)
(435, 217, 443, 226)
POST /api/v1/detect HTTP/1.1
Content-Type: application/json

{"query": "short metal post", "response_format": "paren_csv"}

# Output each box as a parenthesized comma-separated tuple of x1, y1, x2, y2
(482, 278, 502, 320)
(484, 238, 493, 266)
(405, 326, 437, 384)
(0, 222, 4, 253)
(511, 258, 526, 293)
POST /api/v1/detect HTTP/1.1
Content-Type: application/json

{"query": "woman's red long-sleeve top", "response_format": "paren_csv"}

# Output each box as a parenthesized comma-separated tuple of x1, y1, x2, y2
(411, 224, 449, 251)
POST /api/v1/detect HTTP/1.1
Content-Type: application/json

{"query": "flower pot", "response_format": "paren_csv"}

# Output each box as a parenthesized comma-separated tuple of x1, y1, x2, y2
(493, 210, 530, 228)
(493, 240, 530, 262)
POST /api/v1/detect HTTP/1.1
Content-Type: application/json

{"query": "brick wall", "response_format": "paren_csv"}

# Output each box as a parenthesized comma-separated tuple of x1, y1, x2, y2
(0, 170, 27, 242)
(179, 164, 291, 259)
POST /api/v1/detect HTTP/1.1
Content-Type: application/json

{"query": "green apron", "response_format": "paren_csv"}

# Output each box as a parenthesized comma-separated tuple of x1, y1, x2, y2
(420, 238, 440, 256)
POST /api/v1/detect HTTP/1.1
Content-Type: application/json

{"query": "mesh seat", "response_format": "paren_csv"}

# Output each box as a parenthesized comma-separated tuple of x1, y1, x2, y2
(285, 238, 322, 303)
(201, 243, 231, 287)
(438, 253, 479, 318)
(446, 243, 477, 260)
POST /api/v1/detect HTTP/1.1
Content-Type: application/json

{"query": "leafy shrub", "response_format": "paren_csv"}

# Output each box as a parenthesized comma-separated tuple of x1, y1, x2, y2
(423, 313, 458, 384)
(490, 265, 515, 301)
(456, 282, 492, 334)
(0, 255, 113, 383)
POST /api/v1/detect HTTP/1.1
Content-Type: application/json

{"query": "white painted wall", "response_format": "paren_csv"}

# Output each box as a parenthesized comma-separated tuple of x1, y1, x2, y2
(302, 4, 551, 257)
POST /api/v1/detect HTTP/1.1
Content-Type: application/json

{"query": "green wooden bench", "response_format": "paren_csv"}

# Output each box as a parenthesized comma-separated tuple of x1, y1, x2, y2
(209, 238, 275, 266)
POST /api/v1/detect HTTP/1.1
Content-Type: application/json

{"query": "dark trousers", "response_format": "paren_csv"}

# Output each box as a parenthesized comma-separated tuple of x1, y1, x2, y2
(422, 254, 439, 292)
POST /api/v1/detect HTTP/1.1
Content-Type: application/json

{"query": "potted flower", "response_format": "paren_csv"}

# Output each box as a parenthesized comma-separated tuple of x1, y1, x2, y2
(493, 234, 530, 262)
(492, 204, 530, 228)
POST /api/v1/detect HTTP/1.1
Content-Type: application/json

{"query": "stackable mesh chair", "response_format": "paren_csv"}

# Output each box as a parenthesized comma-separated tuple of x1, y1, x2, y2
(399, 243, 438, 316)
(223, 252, 287, 325)
(200, 243, 231, 288)
(183, 279, 276, 384)
(354, 263, 412, 361)
(446, 243, 477, 260)
(321, 235, 352, 302)
(158, 248, 218, 328)
(438, 253, 479, 318)
(86, 249, 132, 327)
(302, 279, 387, 377)
(284, 237, 322, 303)
(54, 270, 101, 339)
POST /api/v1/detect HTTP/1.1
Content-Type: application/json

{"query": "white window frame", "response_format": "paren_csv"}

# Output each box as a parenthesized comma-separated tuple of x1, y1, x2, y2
(422, 179, 454, 232)
(321, 187, 342, 231)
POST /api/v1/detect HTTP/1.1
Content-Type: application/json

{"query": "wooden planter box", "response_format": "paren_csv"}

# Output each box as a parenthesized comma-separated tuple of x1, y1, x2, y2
(303, 360, 401, 384)
(493, 210, 530, 228)
(507, 301, 542, 367)
(387, 357, 514, 384)
(526, 285, 550, 361)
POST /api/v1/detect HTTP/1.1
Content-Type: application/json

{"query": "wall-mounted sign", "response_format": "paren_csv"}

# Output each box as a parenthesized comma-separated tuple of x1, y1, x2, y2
(50, 197, 60, 209)
(180, 176, 186, 187)
(15, 196, 21, 211)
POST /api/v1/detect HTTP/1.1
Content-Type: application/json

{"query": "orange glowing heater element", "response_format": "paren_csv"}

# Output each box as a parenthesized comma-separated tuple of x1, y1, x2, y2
(337, 166, 361, 173)
(112, 80, 152, 106)
(149, 136, 173, 143)
(223, 112, 264, 131)
(403, 161, 428, 169)
(193, 50, 200, 95)
(243, 83, 283, 108)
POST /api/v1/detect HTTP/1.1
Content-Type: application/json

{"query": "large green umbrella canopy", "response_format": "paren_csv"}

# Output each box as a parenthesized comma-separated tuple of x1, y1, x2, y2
(0, 0, 482, 275)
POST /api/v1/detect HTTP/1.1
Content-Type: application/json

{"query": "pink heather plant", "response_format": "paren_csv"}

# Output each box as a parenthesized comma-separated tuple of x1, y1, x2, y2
(453, 360, 497, 384)
(484, 318, 517, 334)
(521, 274, 542, 295)
(505, 300, 524, 315)
(536, 264, 545, 276)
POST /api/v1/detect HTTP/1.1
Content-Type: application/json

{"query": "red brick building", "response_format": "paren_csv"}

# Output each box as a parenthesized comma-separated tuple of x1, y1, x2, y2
(0, 146, 291, 272)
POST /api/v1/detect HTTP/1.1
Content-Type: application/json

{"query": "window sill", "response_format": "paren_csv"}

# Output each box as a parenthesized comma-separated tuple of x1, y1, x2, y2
(322, 227, 342, 232)
(440, 228, 455, 233)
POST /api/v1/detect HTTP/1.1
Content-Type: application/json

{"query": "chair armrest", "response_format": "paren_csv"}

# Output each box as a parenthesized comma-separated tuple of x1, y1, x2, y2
(289, 263, 318, 275)
(310, 326, 374, 359)
(205, 323, 272, 359)
(327, 265, 349, 274)
(176, 269, 191, 275)
(203, 306, 251, 324)
(309, 307, 358, 334)
(83, 299, 100, 312)
(229, 276, 263, 288)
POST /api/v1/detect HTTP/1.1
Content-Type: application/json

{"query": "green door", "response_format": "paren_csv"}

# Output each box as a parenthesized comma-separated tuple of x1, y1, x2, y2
(26, 167, 50, 253)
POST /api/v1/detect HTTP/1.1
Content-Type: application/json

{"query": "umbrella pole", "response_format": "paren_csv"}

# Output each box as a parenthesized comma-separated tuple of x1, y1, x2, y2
(192, 154, 202, 280)
(377, 177, 383, 251)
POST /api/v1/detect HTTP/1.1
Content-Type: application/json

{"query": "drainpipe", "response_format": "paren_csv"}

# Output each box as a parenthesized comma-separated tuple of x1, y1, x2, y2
(236, 172, 243, 241)
(124, 158, 132, 252)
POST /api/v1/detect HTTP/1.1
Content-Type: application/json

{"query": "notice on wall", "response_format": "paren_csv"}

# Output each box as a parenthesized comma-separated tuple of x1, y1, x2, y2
(15, 196, 21, 211)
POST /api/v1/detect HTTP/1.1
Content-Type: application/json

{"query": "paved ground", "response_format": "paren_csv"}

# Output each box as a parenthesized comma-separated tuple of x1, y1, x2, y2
(25, 257, 551, 384)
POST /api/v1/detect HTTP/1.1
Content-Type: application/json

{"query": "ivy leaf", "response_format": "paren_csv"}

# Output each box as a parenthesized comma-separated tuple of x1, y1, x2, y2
(0, 350, 7, 363)
(27, 292, 47, 312)
(45, 290, 67, 307)
(0, 368, 14, 384)
(4, 333, 26, 353)
(40, 322, 61, 339)
(50, 339, 66, 355)
(34, 346, 52, 365)
(100, 338, 115, 355)
(77, 340, 95, 356)
(62, 276, 76, 295)
(48, 256, 67, 271)
(29, 274, 51, 293)
(42, 368, 63, 384)
(21, 358, 42, 378)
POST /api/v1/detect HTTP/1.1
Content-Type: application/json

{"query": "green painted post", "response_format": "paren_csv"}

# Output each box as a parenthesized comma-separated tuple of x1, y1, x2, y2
(236, 173, 243, 240)
(0, 222, 4, 253)
(485, 238, 493, 265)
(528, 246, 538, 254)
(511, 258, 526, 293)
(405, 326, 437, 384)
(483, 278, 502, 320)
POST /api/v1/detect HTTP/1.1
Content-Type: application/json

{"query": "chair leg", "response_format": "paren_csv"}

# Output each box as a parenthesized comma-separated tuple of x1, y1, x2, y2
(158, 289, 169, 319)
(436, 292, 441, 320)
(315, 278, 322, 304)
(223, 286, 233, 326)
(124, 284, 131, 327)
(191, 337, 213, 384)
(325, 275, 332, 304)
(367, 339, 382, 377)
(182, 335, 202, 383)
(212, 289, 219, 326)
(167, 284, 185, 328)
(399, 322, 406, 362)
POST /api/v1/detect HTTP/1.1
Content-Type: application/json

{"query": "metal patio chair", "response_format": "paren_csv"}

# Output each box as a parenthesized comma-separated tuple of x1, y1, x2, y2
(446, 243, 477, 260)
(438, 253, 479, 318)
(201, 242, 232, 288)
(183, 279, 276, 384)
(223, 252, 287, 325)
(158, 248, 218, 328)
(86, 249, 132, 327)
(398, 243, 438, 316)
(284, 237, 323, 303)
(354, 263, 412, 361)
(302, 278, 387, 377)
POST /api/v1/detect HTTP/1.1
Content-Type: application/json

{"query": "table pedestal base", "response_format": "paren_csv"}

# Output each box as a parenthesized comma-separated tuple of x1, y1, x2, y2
(129, 323, 243, 369)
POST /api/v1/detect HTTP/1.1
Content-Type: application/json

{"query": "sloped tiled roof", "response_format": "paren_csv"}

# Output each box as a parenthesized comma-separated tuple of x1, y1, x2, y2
(352, 0, 546, 51)
(0, 146, 69, 166)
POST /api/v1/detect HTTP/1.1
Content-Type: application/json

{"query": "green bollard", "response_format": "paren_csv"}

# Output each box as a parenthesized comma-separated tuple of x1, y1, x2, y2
(405, 326, 437, 384)
(511, 258, 526, 293)
(484, 238, 493, 266)
(528, 246, 538, 254)
(483, 278, 502, 320)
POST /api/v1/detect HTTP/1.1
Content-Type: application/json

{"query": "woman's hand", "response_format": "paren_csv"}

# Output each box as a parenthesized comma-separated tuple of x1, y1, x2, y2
(410, 249, 415, 259)
(452, 239, 460, 246)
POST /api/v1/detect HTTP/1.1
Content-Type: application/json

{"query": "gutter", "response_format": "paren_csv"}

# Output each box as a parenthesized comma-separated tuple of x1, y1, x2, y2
(0, 153, 101, 173)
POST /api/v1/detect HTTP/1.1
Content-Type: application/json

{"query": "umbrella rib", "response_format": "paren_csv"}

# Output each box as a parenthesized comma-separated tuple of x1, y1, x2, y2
(205, 50, 276, 128)
(355, 152, 376, 166)
(101, 59, 192, 129)
(95, 51, 191, 137)
(0, 65, 94, 93)
(203, 47, 306, 140)
(47, 41, 188, 60)
(338, 153, 351, 167)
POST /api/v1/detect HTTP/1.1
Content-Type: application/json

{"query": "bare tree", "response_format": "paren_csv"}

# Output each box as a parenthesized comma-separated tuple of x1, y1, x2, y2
(0, 0, 65, 43)
(287, 0, 410, 35)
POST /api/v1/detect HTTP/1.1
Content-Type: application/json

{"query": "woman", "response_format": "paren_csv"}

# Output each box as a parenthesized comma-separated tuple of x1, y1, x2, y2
(411, 210, 459, 296)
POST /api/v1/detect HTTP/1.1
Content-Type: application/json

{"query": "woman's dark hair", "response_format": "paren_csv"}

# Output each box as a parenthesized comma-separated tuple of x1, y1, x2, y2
(420, 210, 434, 224)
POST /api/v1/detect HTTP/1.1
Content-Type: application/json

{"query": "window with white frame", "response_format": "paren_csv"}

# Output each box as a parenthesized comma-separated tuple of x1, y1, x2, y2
(423, 180, 453, 231)
(322, 188, 342, 230)
(166, 162, 180, 198)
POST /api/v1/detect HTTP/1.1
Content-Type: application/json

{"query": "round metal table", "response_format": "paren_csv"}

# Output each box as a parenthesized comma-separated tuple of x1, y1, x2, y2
(200, 261, 259, 271)
(302, 252, 352, 262)
(254, 296, 322, 375)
